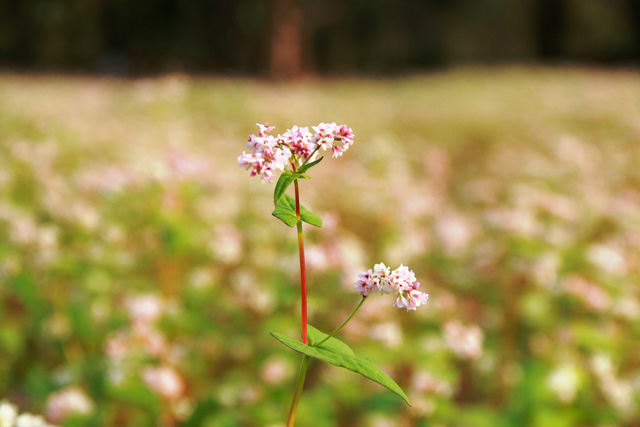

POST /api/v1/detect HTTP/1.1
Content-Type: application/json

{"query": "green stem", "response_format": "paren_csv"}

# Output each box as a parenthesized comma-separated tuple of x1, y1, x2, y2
(286, 355, 310, 427)
(315, 297, 366, 347)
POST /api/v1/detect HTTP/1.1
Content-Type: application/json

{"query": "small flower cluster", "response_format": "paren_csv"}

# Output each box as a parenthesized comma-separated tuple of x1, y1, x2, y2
(238, 123, 354, 182)
(355, 263, 429, 311)
(0, 400, 57, 427)
(46, 387, 94, 424)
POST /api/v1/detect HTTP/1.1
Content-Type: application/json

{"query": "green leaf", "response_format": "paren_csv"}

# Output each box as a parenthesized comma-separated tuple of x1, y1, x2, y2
(298, 156, 324, 174)
(270, 325, 410, 405)
(307, 325, 355, 357)
(271, 195, 322, 228)
(272, 195, 298, 227)
(274, 171, 303, 206)
(300, 209, 322, 228)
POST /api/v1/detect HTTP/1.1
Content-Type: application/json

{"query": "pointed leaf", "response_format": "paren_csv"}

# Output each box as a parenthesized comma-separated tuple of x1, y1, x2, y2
(274, 171, 303, 206)
(298, 156, 324, 174)
(271, 325, 410, 405)
(307, 325, 355, 357)
(272, 195, 322, 228)
(272, 196, 298, 227)
(300, 209, 322, 228)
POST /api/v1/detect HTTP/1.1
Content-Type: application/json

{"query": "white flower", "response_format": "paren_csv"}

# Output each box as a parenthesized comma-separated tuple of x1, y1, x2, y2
(444, 320, 483, 360)
(355, 263, 429, 311)
(0, 402, 57, 427)
(239, 123, 354, 181)
(126, 294, 163, 326)
(143, 366, 185, 400)
(0, 401, 18, 427)
(15, 414, 51, 427)
(46, 387, 94, 423)
(547, 364, 580, 403)
(394, 287, 429, 311)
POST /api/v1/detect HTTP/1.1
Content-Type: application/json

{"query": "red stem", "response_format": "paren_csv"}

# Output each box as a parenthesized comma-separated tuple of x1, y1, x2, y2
(293, 178, 308, 345)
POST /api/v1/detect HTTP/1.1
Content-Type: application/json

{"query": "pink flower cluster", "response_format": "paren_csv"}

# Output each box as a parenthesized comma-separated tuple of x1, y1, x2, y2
(238, 123, 354, 182)
(355, 263, 429, 311)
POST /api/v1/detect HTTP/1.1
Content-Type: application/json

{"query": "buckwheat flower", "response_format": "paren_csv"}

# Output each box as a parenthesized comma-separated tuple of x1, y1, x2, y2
(443, 320, 483, 360)
(240, 123, 355, 182)
(355, 269, 378, 297)
(261, 356, 294, 385)
(547, 364, 580, 403)
(257, 123, 275, 137)
(395, 284, 429, 311)
(332, 124, 355, 157)
(373, 263, 394, 294)
(388, 264, 417, 293)
(284, 126, 316, 160)
(105, 331, 129, 360)
(312, 122, 338, 150)
(126, 294, 163, 327)
(247, 124, 276, 149)
(355, 263, 428, 310)
(15, 413, 52, 427)
(336, 124, 354, 144)
(46, 387, 94, 423)
(373, 262, 390, 278)
(312, 122, 354, 158)
(271, 145, 292, 171)
(0, 400, 18, 427)
(240, 124, 293, 182)
(238, 151, 265, 178)
(143, 366, 185, 400)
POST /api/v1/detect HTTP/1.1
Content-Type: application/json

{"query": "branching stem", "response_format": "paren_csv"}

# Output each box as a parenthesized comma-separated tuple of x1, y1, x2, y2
(315, 297, 366, 347)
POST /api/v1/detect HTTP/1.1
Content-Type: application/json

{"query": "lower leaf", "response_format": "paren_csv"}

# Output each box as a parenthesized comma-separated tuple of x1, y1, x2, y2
(270, 325, 410, 405)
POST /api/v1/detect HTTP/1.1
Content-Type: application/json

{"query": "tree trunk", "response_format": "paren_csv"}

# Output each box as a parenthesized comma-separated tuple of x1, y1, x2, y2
(627, 0, 640, 62)
(534, 0, 566, 60)
(269, 0, 304, 78)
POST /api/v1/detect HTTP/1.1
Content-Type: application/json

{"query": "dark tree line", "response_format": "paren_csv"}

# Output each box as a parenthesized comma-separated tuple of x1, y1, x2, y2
(1, 0, 639, 76)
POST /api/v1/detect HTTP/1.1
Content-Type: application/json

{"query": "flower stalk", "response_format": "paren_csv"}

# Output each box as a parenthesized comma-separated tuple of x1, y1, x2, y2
(294, 178, 308, 345)
(315, 297, 366, 347)
(239, 123, 426, 426)
(286, 355, 310, 427)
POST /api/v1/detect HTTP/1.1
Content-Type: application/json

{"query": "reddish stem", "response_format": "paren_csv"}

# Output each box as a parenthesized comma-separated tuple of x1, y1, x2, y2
(293, 178, 308, 345)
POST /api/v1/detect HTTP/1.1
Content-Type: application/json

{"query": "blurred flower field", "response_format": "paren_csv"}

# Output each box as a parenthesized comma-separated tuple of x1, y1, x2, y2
(1, 67, 640, 427)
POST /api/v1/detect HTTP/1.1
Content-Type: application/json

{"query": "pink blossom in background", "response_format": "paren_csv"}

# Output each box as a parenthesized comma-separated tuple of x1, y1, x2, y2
(563, 275, 611, 312)
(46, 387, 94, 423)
(443, 320, 484, 360)
(126, 294, 164, 327)
(143, 366, 185, 400)
(261, 357, 293, 385)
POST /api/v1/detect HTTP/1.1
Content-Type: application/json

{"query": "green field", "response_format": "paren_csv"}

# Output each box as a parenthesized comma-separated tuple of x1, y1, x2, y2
(1, 67, 640, 426)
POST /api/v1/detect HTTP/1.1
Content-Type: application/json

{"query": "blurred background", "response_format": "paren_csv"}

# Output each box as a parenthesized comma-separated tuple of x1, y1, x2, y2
(1, 1, 640, 427)
(1, 0, 640, 76)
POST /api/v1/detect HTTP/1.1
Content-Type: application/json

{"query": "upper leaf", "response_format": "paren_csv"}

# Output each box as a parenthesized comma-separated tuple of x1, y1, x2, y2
(272, 196, 297, 227)
(270, 325, 410, 405)
(271, 195, 322, 228)
(274, 171, 306, 206)
(300, 209, 322, 228)
(298, 156, 324, 174)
